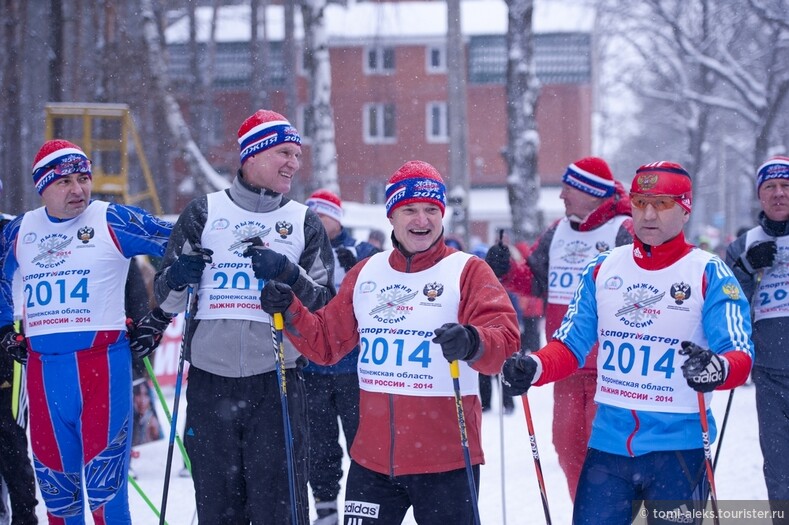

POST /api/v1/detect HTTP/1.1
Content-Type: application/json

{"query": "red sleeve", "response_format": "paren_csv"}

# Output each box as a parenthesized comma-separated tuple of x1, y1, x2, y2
(718, 351, 752, 390)
(284, 260, 366, 365)
(499, 259, 534, 295)
(458, 258, 522, 375)
(532, 340, 580, 386)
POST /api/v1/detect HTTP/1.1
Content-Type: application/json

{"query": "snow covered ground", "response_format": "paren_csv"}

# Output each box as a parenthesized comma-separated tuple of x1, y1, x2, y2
(30, 377, 766, 524)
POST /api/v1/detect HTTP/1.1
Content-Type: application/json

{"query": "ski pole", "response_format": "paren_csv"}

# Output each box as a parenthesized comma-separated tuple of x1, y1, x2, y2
(129, 474, 168, 525)
(143, 356, 191, 473)
(159, 285, 194, 525)
(11, 320, 21, 420)
(521, 394, 552, 525)
(497, 374, 508, 525)
(712, 389, 734, 472)
(449, 361, 482, 525)
(271, 311, 298, 525)
(697, 392, 720, 525)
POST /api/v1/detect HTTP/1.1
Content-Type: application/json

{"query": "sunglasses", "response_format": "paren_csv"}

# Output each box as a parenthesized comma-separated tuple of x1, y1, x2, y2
(54, 157, 92, 176)
(630, 194, 678, 211)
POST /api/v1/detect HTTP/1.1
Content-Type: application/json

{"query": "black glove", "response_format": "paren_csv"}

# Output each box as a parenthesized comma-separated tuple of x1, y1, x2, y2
(166, 248, 213, 290)
(336, 247, 358, 272)
(127, 307, 175, 360)
(501, 353, 538, 396)
(744, 240, 777, 271)
(432, 323, 480, 362)
(0, 324, 27, 365)
(260, 281, 295, 315)
(243, 246, 299, 285)
(679, 341, 727, 393)
(485, 243, 512, 278)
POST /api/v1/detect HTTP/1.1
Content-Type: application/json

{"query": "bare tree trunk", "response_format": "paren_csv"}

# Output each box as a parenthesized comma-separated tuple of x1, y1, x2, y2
(1, 0, 25, 212)
(140, 0, 227, 194)
(446, 0, 470, 247)
(250, 0, 271, 110)
(283, 0, 298, 119)
(504, 0, 541, 243)
(302, 0, 338, 195)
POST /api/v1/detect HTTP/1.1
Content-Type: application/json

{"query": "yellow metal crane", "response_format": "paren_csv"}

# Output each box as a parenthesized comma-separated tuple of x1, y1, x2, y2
(44, 102, 163, 215)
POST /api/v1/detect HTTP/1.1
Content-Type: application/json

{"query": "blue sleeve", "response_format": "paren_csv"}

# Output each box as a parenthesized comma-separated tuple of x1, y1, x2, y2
(106, 203, 172, 258)
(553, 252, 609, 366)
(0, 217, 23, 326)
(701, 256, 754, 358)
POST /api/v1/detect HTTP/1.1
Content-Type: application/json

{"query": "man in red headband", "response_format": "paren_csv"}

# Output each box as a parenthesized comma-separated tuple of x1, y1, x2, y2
(501, 161, 754, 523)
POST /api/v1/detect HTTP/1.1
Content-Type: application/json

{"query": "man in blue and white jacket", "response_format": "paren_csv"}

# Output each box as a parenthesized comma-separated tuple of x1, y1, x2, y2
(502, 161, 754, 524)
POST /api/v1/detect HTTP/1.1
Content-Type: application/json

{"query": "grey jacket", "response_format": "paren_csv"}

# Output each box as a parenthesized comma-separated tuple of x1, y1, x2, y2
(154, 174, 335, 378)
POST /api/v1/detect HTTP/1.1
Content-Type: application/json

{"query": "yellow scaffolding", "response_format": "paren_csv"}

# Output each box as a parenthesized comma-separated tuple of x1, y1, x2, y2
(44, 102, 163, 215)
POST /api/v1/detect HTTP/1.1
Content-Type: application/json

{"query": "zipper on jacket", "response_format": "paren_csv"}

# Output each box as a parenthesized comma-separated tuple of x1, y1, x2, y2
(388, 394, 396, 478)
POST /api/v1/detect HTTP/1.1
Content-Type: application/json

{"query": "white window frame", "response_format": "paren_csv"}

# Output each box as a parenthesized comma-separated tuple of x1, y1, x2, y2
(364, 46, 395, 75)
(363, 103, 396, 144)
(425, 102, 448, 143)
(425, 45, 446, 73)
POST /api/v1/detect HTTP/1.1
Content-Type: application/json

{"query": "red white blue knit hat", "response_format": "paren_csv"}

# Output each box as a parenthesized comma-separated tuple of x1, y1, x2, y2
(237, 109, 302, 166)
(306, 189, 343, 223)
(385, 161, 446, 217)
(756, 156, 789, 192)
(32, 139, 92, 195)
(562, 157, 616, 198)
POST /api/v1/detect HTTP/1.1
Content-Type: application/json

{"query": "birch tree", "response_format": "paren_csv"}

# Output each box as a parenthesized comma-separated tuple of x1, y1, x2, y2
(301, 0, 338, 195)
(504, 0, 541, 243)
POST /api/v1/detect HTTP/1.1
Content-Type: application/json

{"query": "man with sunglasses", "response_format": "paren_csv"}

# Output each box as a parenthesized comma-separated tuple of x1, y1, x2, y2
(725, 156, 789, 520)
(485, 156, 633, 500)
(0, 139, 173, 524)
(501, 161, 754, 524)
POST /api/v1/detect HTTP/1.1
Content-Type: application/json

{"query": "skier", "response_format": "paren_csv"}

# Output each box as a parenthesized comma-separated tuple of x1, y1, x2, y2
(260, 160, 520, 524)
(485, 156, 633, 499)
(501, 161, 754, 524)
(153, 109, 334, 524)
(725, 155, 789, 520)
(0, 139, 173, 524)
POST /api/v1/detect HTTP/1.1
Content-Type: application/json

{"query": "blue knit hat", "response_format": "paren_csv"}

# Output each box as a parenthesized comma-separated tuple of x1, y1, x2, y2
(756, 156, 789, 192)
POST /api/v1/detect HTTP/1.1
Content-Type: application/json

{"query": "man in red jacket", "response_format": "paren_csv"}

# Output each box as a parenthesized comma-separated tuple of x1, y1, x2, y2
(485, 156, 633, 501)
(260, 160, 520, 524)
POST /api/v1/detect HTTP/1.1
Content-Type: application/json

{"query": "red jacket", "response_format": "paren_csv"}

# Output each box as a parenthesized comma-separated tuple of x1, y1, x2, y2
(282, 237, 520, 476)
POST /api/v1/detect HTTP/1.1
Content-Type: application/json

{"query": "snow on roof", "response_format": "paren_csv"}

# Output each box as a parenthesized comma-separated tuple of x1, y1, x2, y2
(165, 0, 594, 44)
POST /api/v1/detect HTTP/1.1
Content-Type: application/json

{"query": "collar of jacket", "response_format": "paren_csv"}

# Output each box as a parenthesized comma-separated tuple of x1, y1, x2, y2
(578, 181, 632, 232)
(632, 231, 693, 271)
(758, 211, 789, 237)
(390, 232, 450, 272)
(229, 172, 283, 213)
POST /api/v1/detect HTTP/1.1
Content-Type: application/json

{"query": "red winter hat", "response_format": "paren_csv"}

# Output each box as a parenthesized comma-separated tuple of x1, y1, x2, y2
(631, 161, 693, 212)
(562, 156, 616, 198)
(306, 189, 343, 223)
(237, 109, 301, 165)
(385, 161, 447, 217)
(32, 139, 92, 195)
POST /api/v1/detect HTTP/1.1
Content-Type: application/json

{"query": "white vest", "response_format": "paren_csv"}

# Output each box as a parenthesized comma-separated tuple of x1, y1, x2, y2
(353, 250, 478, 397)
(594, 247, 713, 413)
(548, 215, 628, 305)
(16, 201, 128, 336)
(196, 191, 306, 322)
(746, 227, 789, 321)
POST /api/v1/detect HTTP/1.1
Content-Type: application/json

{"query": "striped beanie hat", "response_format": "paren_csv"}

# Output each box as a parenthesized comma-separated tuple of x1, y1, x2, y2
(756, 156, 789, 192)
(32, 139, 92, 195)
(562, 157, 616, 198)
(306, 189, 343, 223)
(237, 109, 301, 166)
(385, 161, 446, 217)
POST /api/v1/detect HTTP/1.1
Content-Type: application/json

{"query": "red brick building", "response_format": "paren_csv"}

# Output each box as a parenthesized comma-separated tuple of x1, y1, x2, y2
(166, 0, 594, 240)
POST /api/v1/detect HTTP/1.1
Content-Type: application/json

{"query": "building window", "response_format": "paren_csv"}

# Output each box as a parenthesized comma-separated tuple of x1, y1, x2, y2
(426, 102, 448, 143)
(364, 46, 395, 74)
(297, 104, 313, 143)
(426, 45, 446, 73)
(363, 103, 396, 143)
